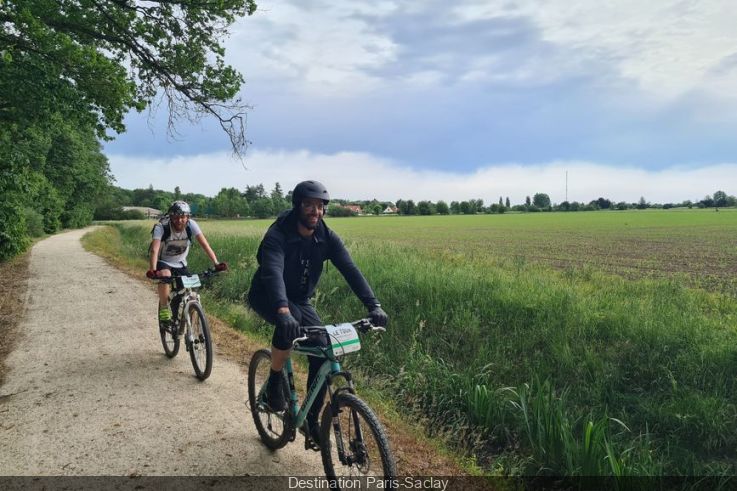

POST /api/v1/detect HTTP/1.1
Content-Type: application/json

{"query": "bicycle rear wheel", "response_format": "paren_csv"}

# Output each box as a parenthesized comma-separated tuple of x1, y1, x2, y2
(248, 349, 291, 449)
(186, 302, 212, 380)
(159, 320, 180, 358)
(320, 392, 396, 485)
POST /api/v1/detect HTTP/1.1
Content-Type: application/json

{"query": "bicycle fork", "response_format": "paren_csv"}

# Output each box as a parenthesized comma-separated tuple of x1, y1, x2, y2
(182, 299, 197, 347)
(328, 374, 365, 466)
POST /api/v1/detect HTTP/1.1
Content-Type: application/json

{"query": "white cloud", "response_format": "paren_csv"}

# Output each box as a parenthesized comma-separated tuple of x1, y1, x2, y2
(227, 0, 737, 104)
(108, 150, 736, 205)
(454, 0, 737, 100)
(227, 0, 397, 96)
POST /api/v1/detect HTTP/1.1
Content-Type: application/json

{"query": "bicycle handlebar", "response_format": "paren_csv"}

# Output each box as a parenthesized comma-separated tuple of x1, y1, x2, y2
(292, 319, 385, 347)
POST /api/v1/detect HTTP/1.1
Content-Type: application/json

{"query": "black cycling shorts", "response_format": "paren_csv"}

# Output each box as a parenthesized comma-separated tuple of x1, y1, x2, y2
(156, 262, 190, 277)
(247, 291, 328, 351)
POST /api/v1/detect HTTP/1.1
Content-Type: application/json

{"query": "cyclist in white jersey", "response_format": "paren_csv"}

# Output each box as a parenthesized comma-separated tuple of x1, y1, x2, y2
(148, 201, 226, 325)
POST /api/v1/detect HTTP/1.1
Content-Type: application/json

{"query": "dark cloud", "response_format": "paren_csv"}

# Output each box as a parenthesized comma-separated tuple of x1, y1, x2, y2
(349, 5, 554, 84)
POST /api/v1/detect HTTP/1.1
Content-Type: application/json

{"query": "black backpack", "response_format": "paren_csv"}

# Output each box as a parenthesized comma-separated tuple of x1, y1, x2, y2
(149, 216, 193, 258)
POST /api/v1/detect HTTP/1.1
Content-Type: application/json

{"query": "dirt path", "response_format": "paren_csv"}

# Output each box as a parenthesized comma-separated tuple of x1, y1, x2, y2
(0, 229, 323, 476)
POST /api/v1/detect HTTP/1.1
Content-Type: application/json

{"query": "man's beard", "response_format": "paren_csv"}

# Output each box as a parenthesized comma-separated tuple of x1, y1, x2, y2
(171, 219, 188, 232)
(299, 215, 319, 230)
(298, 209, 320, 230)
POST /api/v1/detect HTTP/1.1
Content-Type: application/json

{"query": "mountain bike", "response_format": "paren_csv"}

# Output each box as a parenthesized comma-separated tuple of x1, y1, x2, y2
(248, 319, 397, 485)
(150, 267, 223, 380)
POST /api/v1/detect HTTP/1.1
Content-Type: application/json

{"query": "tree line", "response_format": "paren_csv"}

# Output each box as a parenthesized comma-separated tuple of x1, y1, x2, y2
(98, 183, 294, 220)
(101, 184, 398, 219)
(390, 190, 735, 215)
(107, 186, 735, 221)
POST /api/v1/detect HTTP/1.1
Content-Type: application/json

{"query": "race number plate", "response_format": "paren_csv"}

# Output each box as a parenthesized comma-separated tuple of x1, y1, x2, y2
(326, 323, 361, 356)
(181, 274, 201, 288)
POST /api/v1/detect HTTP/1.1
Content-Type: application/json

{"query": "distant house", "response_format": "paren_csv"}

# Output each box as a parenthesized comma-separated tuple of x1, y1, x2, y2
(382, 205, 398, 214)
(344, 204, 363, 215)
(122, 206, 161, 218)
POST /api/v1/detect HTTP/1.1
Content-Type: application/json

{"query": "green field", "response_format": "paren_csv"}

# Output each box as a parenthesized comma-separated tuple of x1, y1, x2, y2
(201, 209, 737, 295)
(94, 209, 737, 478)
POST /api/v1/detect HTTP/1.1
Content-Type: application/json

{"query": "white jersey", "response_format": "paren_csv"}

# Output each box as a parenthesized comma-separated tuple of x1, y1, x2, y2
(152, 218, 202, 268)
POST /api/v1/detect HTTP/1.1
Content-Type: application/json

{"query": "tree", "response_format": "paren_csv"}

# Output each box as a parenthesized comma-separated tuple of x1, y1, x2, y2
(244, 184, 266, 202)
(251, 198, 273, 219)
(270, 182, 289, 214)
(713, 190, 728, 207)
(417, 201, 434, 215)
(450, 201, 460, 214)
(327, 204, 355, 217)
(1, 116, 112, 259)
(637, 197, 648, 209)
(505, 197, 510, 208)
(1, 0, 257, 154)
(532, 193, 551, 209)
(1, 0, 259, 259)
(436, 201, 449, 215)
(498, 197, 503, 206)
(212, 187, 248, 217)
(699, 195, 714, 208)
(525, 196, 531, 207)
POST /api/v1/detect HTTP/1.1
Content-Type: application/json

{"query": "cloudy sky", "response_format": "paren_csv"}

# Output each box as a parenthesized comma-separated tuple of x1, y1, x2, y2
(106, 0, 737, 204)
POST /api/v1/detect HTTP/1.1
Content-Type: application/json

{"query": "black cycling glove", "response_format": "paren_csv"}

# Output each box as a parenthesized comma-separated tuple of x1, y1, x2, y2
(367, 305, 388, 328)
(276, 312, 302, 344)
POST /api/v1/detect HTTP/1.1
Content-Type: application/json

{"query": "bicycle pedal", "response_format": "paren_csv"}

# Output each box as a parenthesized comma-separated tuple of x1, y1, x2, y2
(298, 425, 321, 451)
(303, 438, 320, 452)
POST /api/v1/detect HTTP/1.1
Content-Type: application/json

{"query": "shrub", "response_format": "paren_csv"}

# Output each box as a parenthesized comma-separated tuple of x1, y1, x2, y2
(23, 207, 45, 237)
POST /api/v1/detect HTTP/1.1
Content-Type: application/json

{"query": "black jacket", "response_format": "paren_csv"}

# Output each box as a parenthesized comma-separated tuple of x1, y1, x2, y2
(248, 209, 379, 312)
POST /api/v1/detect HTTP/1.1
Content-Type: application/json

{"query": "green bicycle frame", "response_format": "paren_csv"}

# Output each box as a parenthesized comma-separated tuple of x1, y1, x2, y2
(285, 344, 347, 430)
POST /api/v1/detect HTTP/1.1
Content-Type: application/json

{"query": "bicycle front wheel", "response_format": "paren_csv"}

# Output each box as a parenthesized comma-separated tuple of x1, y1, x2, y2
(248, 349, 291, 449)
(320, 392, 396, 484)
(186, 303, 212, 380)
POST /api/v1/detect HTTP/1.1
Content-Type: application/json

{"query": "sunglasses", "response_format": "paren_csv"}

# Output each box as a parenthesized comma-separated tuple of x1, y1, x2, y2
(301, 201, 325, 212)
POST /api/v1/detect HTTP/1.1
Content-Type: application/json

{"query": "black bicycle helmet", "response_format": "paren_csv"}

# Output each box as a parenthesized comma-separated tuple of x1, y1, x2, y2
(291, 180, 330, 207)
(168, 200, 191, 216)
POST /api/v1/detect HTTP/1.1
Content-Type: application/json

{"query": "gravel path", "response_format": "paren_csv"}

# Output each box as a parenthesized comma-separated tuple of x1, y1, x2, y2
(0, 229, 322, 476)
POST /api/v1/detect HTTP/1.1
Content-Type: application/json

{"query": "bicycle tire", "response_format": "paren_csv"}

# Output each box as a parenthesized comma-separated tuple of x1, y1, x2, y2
(159, 320, 180, 358)
(248, 349, 292, 449)
(320, 392, 397, 484)
(186, 302, 212, 380)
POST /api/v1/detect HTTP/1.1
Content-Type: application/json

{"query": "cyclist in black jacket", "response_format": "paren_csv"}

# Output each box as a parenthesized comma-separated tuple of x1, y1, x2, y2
(247, 180, 388, 450)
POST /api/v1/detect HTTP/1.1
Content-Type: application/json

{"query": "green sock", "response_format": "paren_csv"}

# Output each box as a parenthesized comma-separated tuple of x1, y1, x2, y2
(158, 307, 172, 321)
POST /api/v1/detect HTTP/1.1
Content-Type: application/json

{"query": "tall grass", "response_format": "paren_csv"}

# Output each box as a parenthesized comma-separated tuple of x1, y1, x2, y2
(97, 222, 737, 477)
